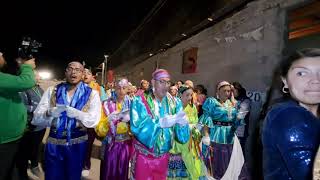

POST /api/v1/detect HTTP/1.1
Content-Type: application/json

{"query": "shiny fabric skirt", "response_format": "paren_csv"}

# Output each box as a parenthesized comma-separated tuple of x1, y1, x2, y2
(202, 142, 249, 180)
(45, 141, 87, 180)
(100, 139, 132, 180)
(167, 154, 189, 179)
(131, 152, 169, 180)
(130, 140, 169, 180)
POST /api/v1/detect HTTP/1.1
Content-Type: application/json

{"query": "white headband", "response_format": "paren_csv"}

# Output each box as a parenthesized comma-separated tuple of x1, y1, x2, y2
(117, 79, 129, 87)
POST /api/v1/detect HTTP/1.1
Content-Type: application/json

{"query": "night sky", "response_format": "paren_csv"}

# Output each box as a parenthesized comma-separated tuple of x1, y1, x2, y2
(0, 0, 158, 78)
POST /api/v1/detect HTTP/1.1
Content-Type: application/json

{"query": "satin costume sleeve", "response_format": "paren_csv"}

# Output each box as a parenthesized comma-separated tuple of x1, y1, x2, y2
(100, 86, 108, 101)
(32, 87, 101, 129)
(263, 106, 320, 180)
(173, 98, 190, 144)
(130, 96, 189, 155)
(237, 99, 250, 125)
(74, 90, 101, 128)
(198, 98, 215, 128)
(95, 108, 109, 137)
(235, 99, 251, 137)
(32, 86, 55, 127)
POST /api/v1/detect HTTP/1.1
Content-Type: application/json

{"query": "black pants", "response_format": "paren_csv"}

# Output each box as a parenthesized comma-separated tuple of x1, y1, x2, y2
(83, 128, 96, 170)
(0, 140, 20, 180)
(16, 129, 46, 180)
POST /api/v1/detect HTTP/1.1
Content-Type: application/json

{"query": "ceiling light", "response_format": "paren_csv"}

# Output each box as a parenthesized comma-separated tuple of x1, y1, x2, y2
(207, 17, 213, 21)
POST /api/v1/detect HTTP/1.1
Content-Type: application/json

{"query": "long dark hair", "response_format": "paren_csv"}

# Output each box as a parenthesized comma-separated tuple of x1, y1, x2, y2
(251, 49, 320, 179)
(278, 48, 320, 105)
(280, 48, 320, 77)
(195, 84, 207, 95)
(232, 82, 247, 100)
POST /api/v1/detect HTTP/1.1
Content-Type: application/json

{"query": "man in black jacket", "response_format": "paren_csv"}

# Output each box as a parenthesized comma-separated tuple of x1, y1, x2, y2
(16, 70, 45, 179)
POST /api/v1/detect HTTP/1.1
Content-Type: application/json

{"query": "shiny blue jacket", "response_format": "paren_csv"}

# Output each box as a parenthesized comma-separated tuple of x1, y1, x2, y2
(130, 94, 190, 156)
(262, 100, 320, 180)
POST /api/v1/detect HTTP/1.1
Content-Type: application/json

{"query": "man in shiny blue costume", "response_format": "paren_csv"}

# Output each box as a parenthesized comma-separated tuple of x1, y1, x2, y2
(33, 62, 101, 180)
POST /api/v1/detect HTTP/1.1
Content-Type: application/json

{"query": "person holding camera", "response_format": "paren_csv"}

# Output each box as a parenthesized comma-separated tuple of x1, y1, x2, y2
(0, 51, 36, 180)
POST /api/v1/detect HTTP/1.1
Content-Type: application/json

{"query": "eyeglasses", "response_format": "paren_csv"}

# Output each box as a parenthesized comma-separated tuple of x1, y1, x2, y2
(157, 79, 171, 86)
(66, 67, 83, 73)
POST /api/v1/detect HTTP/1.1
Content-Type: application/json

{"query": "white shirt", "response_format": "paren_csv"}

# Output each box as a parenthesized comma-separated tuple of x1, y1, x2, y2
(32, 85, 101, 128)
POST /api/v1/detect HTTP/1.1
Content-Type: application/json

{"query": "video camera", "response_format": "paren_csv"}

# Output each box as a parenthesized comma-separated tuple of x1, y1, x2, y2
(17, 37, 42, 60)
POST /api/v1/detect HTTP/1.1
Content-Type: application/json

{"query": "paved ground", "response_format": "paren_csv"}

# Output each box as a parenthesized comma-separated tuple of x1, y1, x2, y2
(28, 156, 101, 180)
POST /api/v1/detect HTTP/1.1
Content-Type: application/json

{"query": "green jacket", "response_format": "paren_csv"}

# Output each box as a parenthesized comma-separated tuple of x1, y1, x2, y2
(0, 64, 35, 144)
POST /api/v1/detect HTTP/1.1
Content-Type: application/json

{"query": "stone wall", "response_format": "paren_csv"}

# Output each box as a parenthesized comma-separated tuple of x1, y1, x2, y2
(115, 0, 308, 118)
(113, 0, 312, 173)
(116, 0, 308, 91)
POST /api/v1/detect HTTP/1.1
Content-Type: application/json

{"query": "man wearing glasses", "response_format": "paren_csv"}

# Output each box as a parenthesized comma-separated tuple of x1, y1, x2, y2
(130, 69, 190, 180)
(32, 62, 101, 180)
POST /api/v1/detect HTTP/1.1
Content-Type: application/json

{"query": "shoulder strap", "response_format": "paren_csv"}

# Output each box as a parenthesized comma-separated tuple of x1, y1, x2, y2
(140, 94, 153, 118)
(166, 93, 176, 115)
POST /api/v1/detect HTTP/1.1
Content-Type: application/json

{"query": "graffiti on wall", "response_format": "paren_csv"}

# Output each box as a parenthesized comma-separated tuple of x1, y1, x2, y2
(246, 90, 266, 103)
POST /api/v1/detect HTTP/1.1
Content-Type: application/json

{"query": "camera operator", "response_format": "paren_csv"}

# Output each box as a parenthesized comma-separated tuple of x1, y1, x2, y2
(0, 51, 36, 180)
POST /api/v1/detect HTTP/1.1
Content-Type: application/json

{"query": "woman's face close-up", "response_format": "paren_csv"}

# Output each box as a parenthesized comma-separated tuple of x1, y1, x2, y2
(116, 86, 128, 98)
(218, 85, 231, 102)
(181, 89, 193, 105)
(283, 57, 320, 105)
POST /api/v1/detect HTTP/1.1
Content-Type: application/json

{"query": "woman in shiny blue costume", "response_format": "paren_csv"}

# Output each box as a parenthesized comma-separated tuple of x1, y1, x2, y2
(262, 48, 320, 179)
(199, 81, 249, 179)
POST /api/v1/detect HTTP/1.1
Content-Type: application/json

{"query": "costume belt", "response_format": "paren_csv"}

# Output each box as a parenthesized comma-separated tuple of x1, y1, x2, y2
(47, 129, 88, 145)
(212, 120, 233, 126)
(114, 133, 131, 142)
(47, 135, 88, 145)
(133, 139, 166, 158)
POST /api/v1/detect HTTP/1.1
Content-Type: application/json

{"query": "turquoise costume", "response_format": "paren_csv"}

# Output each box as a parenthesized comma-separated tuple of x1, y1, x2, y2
(199, 97, 246, 179)
(199, 97, 241, 144)
(130, 94, 190, 155)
